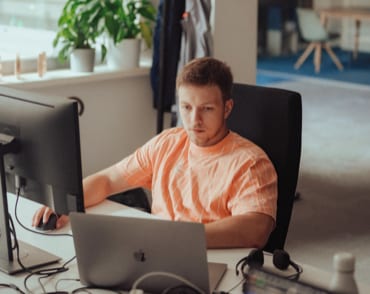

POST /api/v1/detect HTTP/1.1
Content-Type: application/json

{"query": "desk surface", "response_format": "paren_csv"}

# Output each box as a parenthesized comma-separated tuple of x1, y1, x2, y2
(2, 194, 370, 293)
(318, 6, 370, 20)
(318, 6, 370, 59)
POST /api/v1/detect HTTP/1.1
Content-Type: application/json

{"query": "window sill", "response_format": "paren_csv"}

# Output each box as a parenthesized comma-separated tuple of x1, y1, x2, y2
(0, 63, 151, 89)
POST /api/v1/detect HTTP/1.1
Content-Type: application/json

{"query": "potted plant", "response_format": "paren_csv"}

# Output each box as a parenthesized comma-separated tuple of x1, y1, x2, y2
(53, 0, 107, 72)
(102, 0, 157, 70)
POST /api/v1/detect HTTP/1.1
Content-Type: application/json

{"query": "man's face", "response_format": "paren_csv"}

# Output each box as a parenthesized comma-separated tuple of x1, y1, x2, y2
(179, 84, 233, 147)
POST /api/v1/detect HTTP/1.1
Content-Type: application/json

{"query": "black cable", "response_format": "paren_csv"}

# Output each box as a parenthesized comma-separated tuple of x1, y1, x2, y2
(163, 284, 202, 294)
(71, 288, 94, 294)
(55, 278, 81, 292)
(71, 286, 121, 293)
(225, 277, 245, 293)
(10, 186, 76, 293)
(9, 221, 17, 250)
(0, 283, 26, 294)
(8, 211, 30, 274)
(21, 239, 75, 293)
(286, 262, 303, 281)
(14, 189, 72, 238)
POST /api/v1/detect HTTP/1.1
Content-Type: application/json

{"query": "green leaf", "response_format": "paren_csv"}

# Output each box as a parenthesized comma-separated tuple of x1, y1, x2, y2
(53, 0, 158, 62)
(138, 6, 157, 22)
(140, 21, 152, 48)
(101, 44, 107, 62)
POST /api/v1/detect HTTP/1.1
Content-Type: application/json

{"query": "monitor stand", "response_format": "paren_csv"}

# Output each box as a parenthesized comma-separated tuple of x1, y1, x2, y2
(0, 134, 60, 274)
(0, 240, 60, 275)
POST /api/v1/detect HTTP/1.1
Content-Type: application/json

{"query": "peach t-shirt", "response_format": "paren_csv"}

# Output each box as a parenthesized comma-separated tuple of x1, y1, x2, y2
(115, 127, 277, 224)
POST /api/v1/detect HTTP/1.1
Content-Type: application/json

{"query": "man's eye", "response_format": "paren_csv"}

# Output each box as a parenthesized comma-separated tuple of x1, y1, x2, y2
(182, 105, 191, 111)
(204, 107, 213, 111)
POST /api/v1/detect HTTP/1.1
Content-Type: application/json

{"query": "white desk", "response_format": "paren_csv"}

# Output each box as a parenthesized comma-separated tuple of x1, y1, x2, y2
(2, 194, 370, 293)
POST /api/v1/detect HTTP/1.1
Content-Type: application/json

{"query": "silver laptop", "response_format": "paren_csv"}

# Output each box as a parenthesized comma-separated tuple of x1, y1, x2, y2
(70, 212, 227, 293)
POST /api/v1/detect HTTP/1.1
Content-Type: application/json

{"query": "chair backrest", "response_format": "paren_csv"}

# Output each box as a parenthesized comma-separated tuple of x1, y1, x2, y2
(296, 8, 328, 41)
(228, 83, 302, 253)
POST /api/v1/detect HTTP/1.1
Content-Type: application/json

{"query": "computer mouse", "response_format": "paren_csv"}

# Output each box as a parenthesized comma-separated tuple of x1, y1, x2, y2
(36, 213, 58, 231)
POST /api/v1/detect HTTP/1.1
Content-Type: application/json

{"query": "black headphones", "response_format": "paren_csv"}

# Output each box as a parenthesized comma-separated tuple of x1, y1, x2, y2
(235, 248, 303, 280)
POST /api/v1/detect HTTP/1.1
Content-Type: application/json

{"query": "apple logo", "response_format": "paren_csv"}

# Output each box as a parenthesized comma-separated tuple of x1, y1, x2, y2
(133, 249, 146, 262)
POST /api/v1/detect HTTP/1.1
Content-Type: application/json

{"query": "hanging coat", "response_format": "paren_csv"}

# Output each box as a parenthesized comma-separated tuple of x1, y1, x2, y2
(150, 0, 185, 113)
(177, 0, 213, 71)
(175, 0, 213, 126)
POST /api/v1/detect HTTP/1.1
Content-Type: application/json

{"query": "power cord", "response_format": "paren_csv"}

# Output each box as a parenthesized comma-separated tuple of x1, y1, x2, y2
(22, 257, 75, 293)
(130, 271, 206, 294)
(9, 186, 76, 293)
(14, 188, 73, 238)
(56, 278, 123, 294)
(222, 277, 245, 294)
(55, 278, 81, 292)
(162, 285, 201, 294)
(70, 286, 122, 293)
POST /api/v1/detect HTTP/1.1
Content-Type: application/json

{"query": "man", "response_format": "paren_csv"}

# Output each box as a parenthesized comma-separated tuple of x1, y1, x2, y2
(33, 57, 277, 249)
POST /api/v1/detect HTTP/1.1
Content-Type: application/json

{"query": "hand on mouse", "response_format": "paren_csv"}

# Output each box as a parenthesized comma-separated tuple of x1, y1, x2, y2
(32, 206, 69, 230)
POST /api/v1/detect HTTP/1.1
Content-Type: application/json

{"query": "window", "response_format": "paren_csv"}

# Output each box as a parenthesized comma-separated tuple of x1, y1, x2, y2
(0, 0, 63, 30)
(0, 0, 66, 75)
(0, 0, 159, 76)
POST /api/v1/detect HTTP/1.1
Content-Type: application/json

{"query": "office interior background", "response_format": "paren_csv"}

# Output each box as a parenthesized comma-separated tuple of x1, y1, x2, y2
(1, 0, 369, 288)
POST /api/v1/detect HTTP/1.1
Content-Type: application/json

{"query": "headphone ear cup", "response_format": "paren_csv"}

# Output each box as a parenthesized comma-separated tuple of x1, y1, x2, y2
(273, 249, 303, 280)
(247, 249, 264, 268)
(273, 249, 291, 270)
(235, 249, 264, 276)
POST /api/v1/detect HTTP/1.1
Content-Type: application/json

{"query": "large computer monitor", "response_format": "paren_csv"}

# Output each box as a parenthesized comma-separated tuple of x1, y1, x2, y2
(0, 86, 85, 274)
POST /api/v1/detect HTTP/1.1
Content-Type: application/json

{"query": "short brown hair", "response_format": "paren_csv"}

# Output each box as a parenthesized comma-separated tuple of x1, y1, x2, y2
(176, 57, 233, 102)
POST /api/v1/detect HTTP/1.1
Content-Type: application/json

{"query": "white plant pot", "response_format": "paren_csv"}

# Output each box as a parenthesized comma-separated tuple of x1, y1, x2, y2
(70, 48, 95, 72)
(107, 39, 141, 70)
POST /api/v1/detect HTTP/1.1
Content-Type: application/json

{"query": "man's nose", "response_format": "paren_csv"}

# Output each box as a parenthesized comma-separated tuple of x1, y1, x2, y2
(191, 108, 202, 123)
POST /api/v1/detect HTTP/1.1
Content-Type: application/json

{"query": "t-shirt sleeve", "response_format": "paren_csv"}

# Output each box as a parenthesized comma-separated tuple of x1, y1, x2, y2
(227, 156, 278, 221)
(113, 136, 157, 190)
(113, 128, 186, 192)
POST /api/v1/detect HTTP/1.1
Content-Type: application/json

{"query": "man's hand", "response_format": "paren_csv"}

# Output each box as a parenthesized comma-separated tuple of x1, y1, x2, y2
(32, 206, 69, 229)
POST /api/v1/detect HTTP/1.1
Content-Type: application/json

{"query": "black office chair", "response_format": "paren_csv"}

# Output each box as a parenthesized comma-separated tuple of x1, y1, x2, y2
(108, 188, 151, 213)
(228, 83, 302, 253)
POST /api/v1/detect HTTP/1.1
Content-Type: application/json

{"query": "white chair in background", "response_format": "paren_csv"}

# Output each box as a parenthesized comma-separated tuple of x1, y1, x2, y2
(294, 8, 344, 73)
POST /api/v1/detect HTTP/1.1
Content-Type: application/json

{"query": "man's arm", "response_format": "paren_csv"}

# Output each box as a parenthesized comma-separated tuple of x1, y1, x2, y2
(32, 163, 132, 228)
(205, 213, 275, 249)
(82, 164, 130, 208)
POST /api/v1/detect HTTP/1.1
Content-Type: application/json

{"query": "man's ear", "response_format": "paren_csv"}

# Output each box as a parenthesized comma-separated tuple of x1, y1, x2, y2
(224, 99, 234, 119)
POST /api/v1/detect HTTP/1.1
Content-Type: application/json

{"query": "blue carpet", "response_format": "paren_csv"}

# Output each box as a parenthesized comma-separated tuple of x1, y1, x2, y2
(256, 73, 294, 85)
(257, 48, 370, 86)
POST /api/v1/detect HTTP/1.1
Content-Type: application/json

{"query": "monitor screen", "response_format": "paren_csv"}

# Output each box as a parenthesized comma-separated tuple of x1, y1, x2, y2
(0, 86, 85, 274)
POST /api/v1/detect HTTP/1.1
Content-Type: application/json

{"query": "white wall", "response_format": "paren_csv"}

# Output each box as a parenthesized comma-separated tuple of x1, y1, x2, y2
(211, 0, 257, 84)
(7, 74, 163, 177)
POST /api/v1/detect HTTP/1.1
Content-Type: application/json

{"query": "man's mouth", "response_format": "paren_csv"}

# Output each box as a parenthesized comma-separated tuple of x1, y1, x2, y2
(192, 128, 205, 133)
